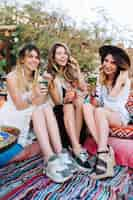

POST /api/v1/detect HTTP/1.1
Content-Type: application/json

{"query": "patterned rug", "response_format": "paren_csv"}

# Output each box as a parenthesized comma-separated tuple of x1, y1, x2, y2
(0, 154, 132, 200)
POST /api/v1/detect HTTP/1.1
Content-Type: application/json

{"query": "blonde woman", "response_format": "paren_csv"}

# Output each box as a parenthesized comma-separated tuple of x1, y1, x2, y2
(45, 42, 91, 171)
(83, 45, 131, 179)
(0, 43, 74, 183)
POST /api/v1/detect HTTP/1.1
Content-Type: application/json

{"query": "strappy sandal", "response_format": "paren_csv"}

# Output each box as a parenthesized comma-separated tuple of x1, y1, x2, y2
(91, 150, 114, 180)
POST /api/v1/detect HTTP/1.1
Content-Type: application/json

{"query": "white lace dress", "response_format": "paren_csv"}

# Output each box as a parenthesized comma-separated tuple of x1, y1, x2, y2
(0, 92, 46, 147)
(96, 78, 131, 125)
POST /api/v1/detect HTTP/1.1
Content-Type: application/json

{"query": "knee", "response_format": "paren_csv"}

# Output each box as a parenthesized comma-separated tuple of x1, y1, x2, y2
(63, 104, 74, 121)
(32, 107, 42, 120)
(32, 105, 48, 120)
(95, 107, 105, 117)
(74, 98, 83, 108)
(63, 104, 74, 114)
(43, 104, 53, 113)
(83, 103, 94, 113)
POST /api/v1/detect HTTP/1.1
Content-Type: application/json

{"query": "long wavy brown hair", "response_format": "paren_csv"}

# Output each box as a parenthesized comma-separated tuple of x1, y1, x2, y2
(16, 44, 40, 92)
(46, 42, 80, 82)
(99, 53, 130, 87)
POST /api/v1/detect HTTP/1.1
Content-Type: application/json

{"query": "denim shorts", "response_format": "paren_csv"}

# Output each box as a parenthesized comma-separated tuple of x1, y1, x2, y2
(0, 143, 23, 167)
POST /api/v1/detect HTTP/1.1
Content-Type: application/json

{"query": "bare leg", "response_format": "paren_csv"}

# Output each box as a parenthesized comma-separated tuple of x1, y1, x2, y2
(95, 107, 122, 151)
(91, 107, 122, 179)
(44, 104, 62, 154)
(64, 104, 92, 171)
(94, 107, 109, 151)
(83, 103, 99, 144)
(74, 98, 84, 140)
(63, 104, 81, 153)
(32, 107, 55, 161)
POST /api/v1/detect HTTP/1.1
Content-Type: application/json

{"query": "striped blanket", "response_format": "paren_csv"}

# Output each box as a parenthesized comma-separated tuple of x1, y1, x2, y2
(0, 154, 132, 200)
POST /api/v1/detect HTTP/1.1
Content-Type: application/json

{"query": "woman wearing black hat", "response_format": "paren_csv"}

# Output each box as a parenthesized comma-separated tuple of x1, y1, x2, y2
(83, 45, 131, 179)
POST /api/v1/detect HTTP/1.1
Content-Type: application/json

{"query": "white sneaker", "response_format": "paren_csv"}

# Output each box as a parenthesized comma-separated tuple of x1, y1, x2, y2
(58, 149, 78, 173)
(45, 154, 73, 183)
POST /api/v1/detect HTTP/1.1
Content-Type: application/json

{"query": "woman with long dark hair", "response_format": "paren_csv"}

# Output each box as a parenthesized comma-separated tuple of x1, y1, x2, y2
(83, 45, 131, 179)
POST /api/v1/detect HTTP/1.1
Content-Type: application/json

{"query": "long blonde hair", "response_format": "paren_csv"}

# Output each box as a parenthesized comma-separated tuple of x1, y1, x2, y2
(16, 44, 40, 92)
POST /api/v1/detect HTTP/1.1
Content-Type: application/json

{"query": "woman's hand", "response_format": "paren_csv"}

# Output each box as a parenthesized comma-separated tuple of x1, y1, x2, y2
(64, 88, 76, 104)
(32, 84, 47, 97)
(31, 83, 48, 106)
(110, 70, 128, 97)
(43, 71, 54, 83)
(43, 71, 55, 89)
(39, 81, 49, 96)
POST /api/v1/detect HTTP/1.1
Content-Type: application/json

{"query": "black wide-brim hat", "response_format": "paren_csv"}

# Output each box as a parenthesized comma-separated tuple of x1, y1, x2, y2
(99, 45, 131, 67)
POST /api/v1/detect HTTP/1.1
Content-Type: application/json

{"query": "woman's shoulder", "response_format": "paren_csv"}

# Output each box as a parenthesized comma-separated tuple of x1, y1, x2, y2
(6, 70, 18, 87)
(7, 70, 17, 80)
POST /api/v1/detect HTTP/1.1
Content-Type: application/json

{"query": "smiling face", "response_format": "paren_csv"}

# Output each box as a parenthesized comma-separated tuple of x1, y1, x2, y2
(102, 54, 117, 76)
(54, 46, 69, 67)
(23, 49, 40, 72)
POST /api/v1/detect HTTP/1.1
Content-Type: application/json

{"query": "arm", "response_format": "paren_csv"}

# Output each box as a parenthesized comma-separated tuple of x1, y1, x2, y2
(7, 73, 31, 110)
(94, 78, 104, 107)
(31, 85, 48, 106)
(110, 70, 129, 97)
(43, 71, 62, 105)
(48, 80, 62, 105)
(7, 72, 48, 110)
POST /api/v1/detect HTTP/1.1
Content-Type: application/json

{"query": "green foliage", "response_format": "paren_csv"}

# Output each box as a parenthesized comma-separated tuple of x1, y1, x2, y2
(87, 77, 97, 85)
(0, 59, 7, 72)
(0, 1, 115, 74)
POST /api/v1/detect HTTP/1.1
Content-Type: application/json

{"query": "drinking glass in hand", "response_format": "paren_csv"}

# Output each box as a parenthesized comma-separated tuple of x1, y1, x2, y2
(39, 80, 48, 87)
(39, 80, 49, 95)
